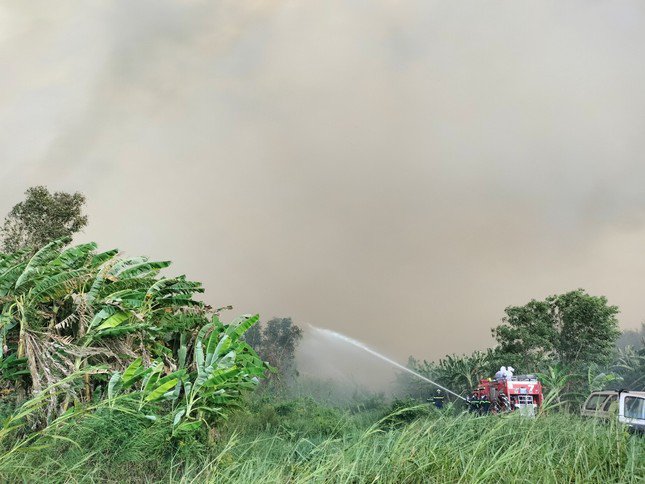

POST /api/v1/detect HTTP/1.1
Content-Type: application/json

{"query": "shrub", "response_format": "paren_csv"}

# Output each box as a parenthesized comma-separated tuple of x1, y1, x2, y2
(228, 397, 354, 439)
(379, 397, 431, 427)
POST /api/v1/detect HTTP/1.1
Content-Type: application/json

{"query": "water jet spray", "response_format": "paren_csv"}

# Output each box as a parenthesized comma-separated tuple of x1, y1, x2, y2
(309, 325, 468, 402)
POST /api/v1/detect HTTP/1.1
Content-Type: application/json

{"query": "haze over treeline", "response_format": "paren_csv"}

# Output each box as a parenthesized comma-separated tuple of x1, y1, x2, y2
(2, 0, 645, 360)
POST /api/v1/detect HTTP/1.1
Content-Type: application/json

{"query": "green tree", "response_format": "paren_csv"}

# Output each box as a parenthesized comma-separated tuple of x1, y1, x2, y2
(1, 186, 88, 252)
(244, 317, 302, 383)
(492, 289, 620, 371)
(616, 322, 645, 349)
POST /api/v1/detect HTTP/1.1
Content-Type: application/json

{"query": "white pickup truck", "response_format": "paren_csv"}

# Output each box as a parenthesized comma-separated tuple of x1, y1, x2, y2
(581, 390, 645, 433)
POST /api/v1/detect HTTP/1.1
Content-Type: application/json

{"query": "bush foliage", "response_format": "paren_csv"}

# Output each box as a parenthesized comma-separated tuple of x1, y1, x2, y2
(0, 238, 266, 435)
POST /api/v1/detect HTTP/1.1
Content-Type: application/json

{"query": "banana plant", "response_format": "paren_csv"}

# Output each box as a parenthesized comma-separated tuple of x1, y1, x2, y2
(0, 238, 245, 424)
(586, 364, 622, 393)
(0, 354, 29, 388)
(536, 365, 578, 412)
(612, 345, 645, 389)
(103, 314, 266, 432)
(171, 314, 265, 433)
(427, 351, 492, 396)
(107, 357, 186, 412)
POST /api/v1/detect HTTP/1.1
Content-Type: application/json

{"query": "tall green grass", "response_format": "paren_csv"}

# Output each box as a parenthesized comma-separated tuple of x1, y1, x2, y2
(192, 412, 643, 483)
(1, 404, 642, 483)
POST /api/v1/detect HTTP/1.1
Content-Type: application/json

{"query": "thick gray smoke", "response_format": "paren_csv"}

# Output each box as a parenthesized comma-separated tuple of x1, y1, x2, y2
(1, 1, 645, 360)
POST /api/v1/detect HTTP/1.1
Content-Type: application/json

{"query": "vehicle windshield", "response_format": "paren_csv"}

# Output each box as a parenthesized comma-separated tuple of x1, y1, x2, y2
(603, 395, 617, 411)
(624, 396, 645, 420)
(585, 394, 608, 411)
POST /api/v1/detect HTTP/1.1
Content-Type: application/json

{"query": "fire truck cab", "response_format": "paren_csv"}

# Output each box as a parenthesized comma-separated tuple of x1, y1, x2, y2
(473, 375, 543, 416)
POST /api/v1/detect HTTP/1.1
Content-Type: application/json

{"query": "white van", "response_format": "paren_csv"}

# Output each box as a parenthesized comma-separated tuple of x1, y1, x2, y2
(619, 391, 645, 433)
(581, 390, 645, 433)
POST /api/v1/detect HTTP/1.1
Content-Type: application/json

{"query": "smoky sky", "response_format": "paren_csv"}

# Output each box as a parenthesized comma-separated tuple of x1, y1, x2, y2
(1, 1, 645, 362)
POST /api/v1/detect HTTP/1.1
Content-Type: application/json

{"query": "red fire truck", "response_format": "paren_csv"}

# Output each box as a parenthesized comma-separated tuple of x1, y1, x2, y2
(473, 375, 544, 416)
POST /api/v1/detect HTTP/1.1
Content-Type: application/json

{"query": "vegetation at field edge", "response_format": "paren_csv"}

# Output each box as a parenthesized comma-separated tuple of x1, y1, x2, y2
(0, 400, 642, 483)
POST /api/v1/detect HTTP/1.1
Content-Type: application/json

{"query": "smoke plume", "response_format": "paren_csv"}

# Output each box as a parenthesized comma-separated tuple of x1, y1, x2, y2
(1, 0, 644, 360)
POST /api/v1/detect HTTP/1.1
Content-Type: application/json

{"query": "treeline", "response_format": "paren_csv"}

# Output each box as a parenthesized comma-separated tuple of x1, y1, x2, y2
(399, 291, 645, 407)
(2, 186, 644, 425)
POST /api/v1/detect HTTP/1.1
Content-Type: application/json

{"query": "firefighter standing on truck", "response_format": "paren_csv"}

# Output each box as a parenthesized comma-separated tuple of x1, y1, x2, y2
(433, 389, 445, 409)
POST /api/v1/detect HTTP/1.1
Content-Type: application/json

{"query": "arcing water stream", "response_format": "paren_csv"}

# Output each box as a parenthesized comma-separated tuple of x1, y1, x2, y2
(309, 325, 468, 402)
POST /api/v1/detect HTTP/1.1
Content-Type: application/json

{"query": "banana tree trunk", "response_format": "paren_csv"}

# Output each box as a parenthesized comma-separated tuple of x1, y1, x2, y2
(16, 311, 27, 402)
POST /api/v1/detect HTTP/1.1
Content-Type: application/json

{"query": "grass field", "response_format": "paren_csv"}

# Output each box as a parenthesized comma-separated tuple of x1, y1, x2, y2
(1, 397, 643, 483)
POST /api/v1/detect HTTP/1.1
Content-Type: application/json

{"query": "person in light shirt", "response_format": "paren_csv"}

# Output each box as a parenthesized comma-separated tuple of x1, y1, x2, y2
(494, 366, 506, 380)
